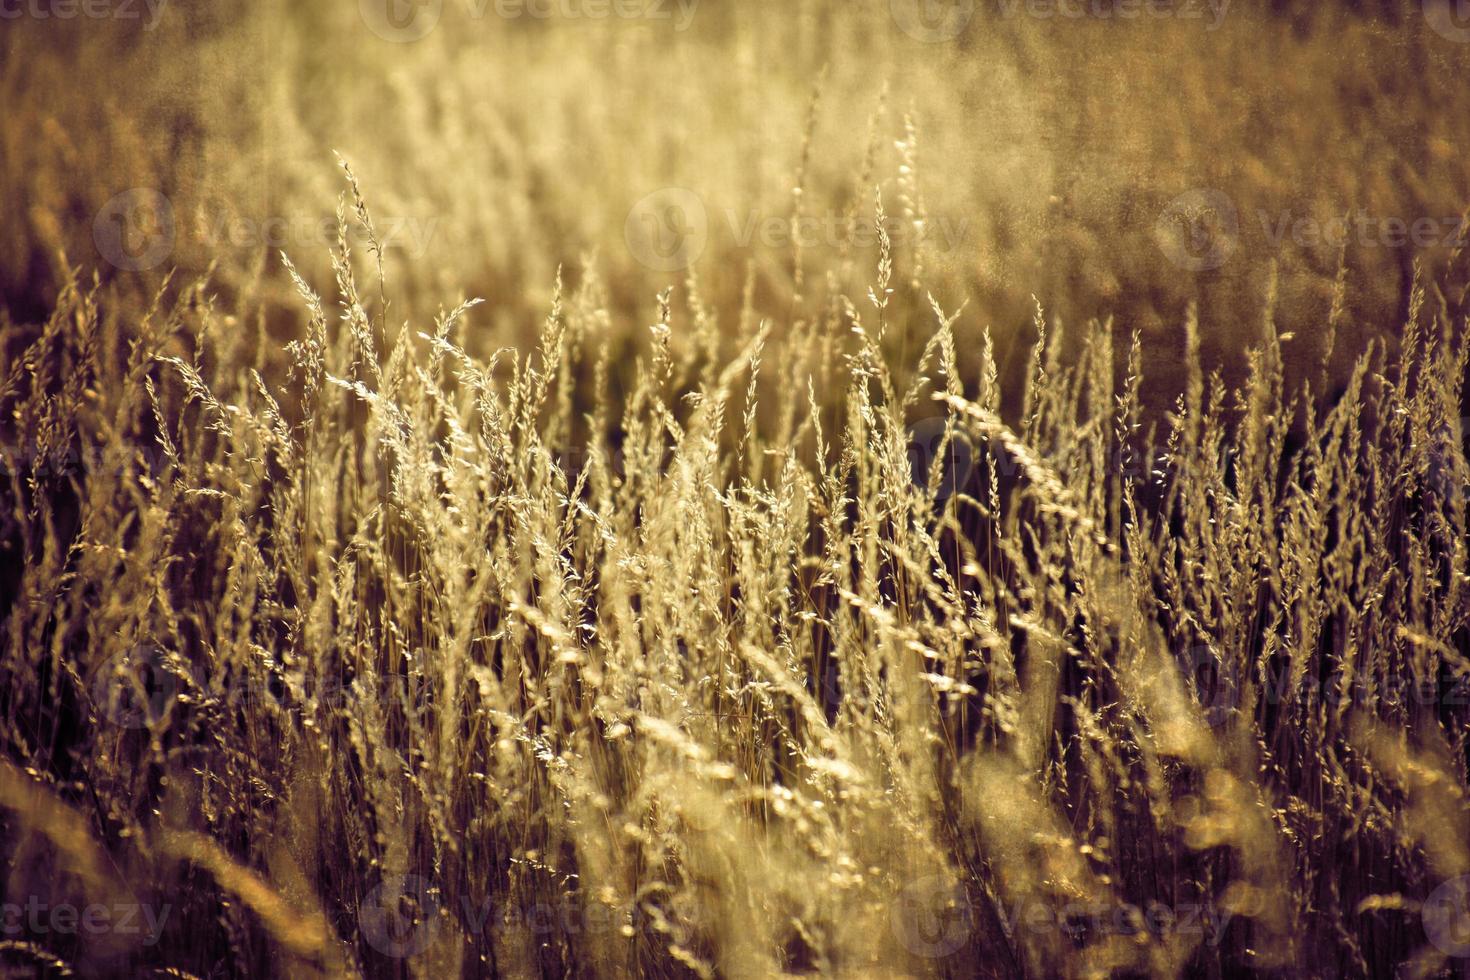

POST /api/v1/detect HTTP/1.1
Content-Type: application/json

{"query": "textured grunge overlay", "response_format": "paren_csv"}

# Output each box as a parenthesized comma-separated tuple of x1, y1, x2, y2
(3, 3, 1470, 978)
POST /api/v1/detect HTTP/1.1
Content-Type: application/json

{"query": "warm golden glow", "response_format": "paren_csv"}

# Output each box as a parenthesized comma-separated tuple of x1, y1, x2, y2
(2, 3, 1469, 977)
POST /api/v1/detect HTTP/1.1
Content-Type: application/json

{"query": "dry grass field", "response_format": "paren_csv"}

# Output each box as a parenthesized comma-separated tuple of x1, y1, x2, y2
(4, 1, 1470, 977)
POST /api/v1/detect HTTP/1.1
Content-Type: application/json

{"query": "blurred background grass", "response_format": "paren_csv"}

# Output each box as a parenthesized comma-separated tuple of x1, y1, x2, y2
(4, 0, 1469, 400)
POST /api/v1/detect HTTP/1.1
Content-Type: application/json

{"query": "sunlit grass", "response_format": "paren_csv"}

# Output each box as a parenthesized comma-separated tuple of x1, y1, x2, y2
(3, 3, 1470, 977)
